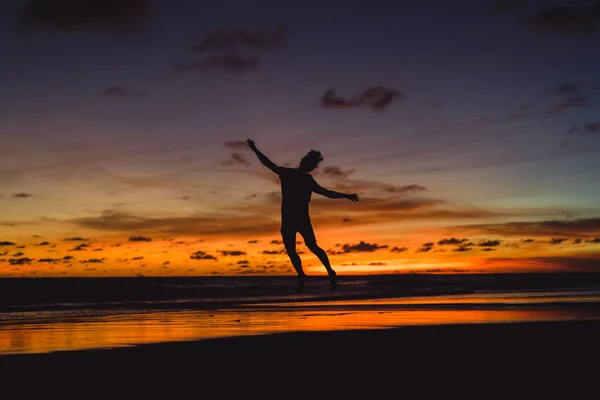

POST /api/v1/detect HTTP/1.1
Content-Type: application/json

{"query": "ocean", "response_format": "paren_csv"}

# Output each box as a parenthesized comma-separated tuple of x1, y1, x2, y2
(1, 273, 600, 355)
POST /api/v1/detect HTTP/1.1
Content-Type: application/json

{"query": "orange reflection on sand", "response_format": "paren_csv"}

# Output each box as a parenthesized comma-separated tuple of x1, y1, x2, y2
(1, 307, 596, 355)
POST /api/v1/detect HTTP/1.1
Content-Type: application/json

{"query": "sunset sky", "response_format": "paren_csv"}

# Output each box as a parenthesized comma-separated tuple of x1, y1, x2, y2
(1, 0, 599, 277)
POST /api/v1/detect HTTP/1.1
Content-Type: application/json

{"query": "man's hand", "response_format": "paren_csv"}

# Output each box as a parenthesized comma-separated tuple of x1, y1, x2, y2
(346, 194, 360, 202)
(247, 139, 257, 151)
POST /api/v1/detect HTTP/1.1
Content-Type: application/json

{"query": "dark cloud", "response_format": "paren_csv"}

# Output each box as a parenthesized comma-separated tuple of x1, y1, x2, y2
(218, 250, 246, 256)
(193, 25, 287, 52)
(64, 237, 90, 241)
(0, 241, 16, 246)
(12, 252, 25, 257)
(367, 262, 387, 266)
(521, 238, 535, 243)
(453, 246, 472, 252)
(70, 243, 90, 251)
(21, 0, 153, 34)
(270, 240, 283, 245)
(81, 258, 104, 264)
(191, 251, 217, 260)
(390, 246, 408, 253)
(262, 249, 286, 255)
(416, 242, 434, 253)
(321, 86, 404, 111)
(102, 85, 146, 98)
(12, 193, 32, 198)
(9, 257, 33, 265)
(322, 166, 355, 178)
(466, 217, 600, 238)
(38, 258, 60, 263)
(524, 4, 600, 35)
(132, 256, 144, 260)
(175, 53, 261, 74)
(437, 238, 469, 245)
(550, 237, 568, 244)
(62, 255, 74, 260)
(491, 0, 527, 14)
(481, 248, 496, 252)
(568, 122, 600, 135)
(248, 240, 259, 244)
(237, 260, 249, 264)
(340, 241, 388, 253)
(573, 238, 582, 244)
(587, 238, 600, 244)
(479, 240, 502, 247)
(128, 236, 152, 242)
(36, 241, 51, 246)
(547, 82, 585, 96)
(221, 153, 251, 166)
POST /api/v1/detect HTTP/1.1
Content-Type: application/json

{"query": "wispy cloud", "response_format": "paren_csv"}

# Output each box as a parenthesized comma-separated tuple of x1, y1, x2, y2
(463, 217, 600, 238)
(193, 25, 287, 52)
(321, 86, 404, 111)
(221, 153, 251, 166)
(175, 53, 261, 74)
(12, 193, 32, 198)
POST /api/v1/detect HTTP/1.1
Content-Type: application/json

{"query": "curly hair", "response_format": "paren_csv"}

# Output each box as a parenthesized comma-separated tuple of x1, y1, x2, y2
(299, 149, 323, 172)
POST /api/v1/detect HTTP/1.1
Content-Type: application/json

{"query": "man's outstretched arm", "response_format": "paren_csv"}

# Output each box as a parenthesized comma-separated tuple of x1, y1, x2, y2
(247, 139, 281, 174)
(313, 182, 359, 202)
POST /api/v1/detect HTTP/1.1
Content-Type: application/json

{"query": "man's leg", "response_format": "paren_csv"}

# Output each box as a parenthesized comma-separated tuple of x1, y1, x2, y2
(298, 221, 336, 280)
(281, 224, 305, 278)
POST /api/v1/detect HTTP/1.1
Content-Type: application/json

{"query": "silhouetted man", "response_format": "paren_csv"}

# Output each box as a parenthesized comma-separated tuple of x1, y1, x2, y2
(247, 139, 359, 287)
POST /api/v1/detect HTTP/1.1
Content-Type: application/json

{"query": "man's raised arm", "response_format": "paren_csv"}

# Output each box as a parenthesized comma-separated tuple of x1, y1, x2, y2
(313, 182, 359, 202)
(247, 139, 281, 174)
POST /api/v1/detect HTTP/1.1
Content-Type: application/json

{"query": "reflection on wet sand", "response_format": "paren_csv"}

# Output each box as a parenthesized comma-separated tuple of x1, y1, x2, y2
(2, 305, 599, 355)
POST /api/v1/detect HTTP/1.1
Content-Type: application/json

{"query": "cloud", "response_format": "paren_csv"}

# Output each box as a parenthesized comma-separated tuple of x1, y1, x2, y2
(12, 193, 32, 198)
(70, 243, 90, 251)
(218, 250, 246, 256)
(21, 0, 153, 34)
(38, 258, 60, 263)
(547, 95, 591, 115)
(193, 25, 287, 52)
(128, 236, 152, 242)
(221, 153, 251, 166)
(464, 217, 600, 238)
(521, 238, 535, 243)
(547, 82, 585, 96)
(175, 53, 261, 74)
(479, 240, 502, 247)
(36, 241, 51, 246)
(437, 238, 469, 245)
(586, 238, 600, 244)
(225, 141, 250, 150)
(80, 258, 104, 264)
(102, 85, 146, 98)
(390, 246, 408, 253)
(262, 249, 286, 255)
(321, 166, 355, 178)
(248, 240, 259, 244)
(416, 242, 434, 253)
(573, 238, 582, 244)
(453, 246, 472, 252)
(321, 86, 404, 111)
(191, 251, 217, 260)
(568, 122, 600, 135)
(9, 257, 33, 265)
(524, 4, 600, 35)
(64, 237, 90, 241)
(340, 241, 388, 253)
(12, 252, 25, 257)
(0, 241, 16, 246)
(237, 260, 249, 264)
(132, 256, 144, 260)
(550, 237, 568, 245)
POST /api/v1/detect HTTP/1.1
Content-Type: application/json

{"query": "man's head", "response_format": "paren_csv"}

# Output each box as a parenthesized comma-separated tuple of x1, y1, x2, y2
(299, 149, 323, 173)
